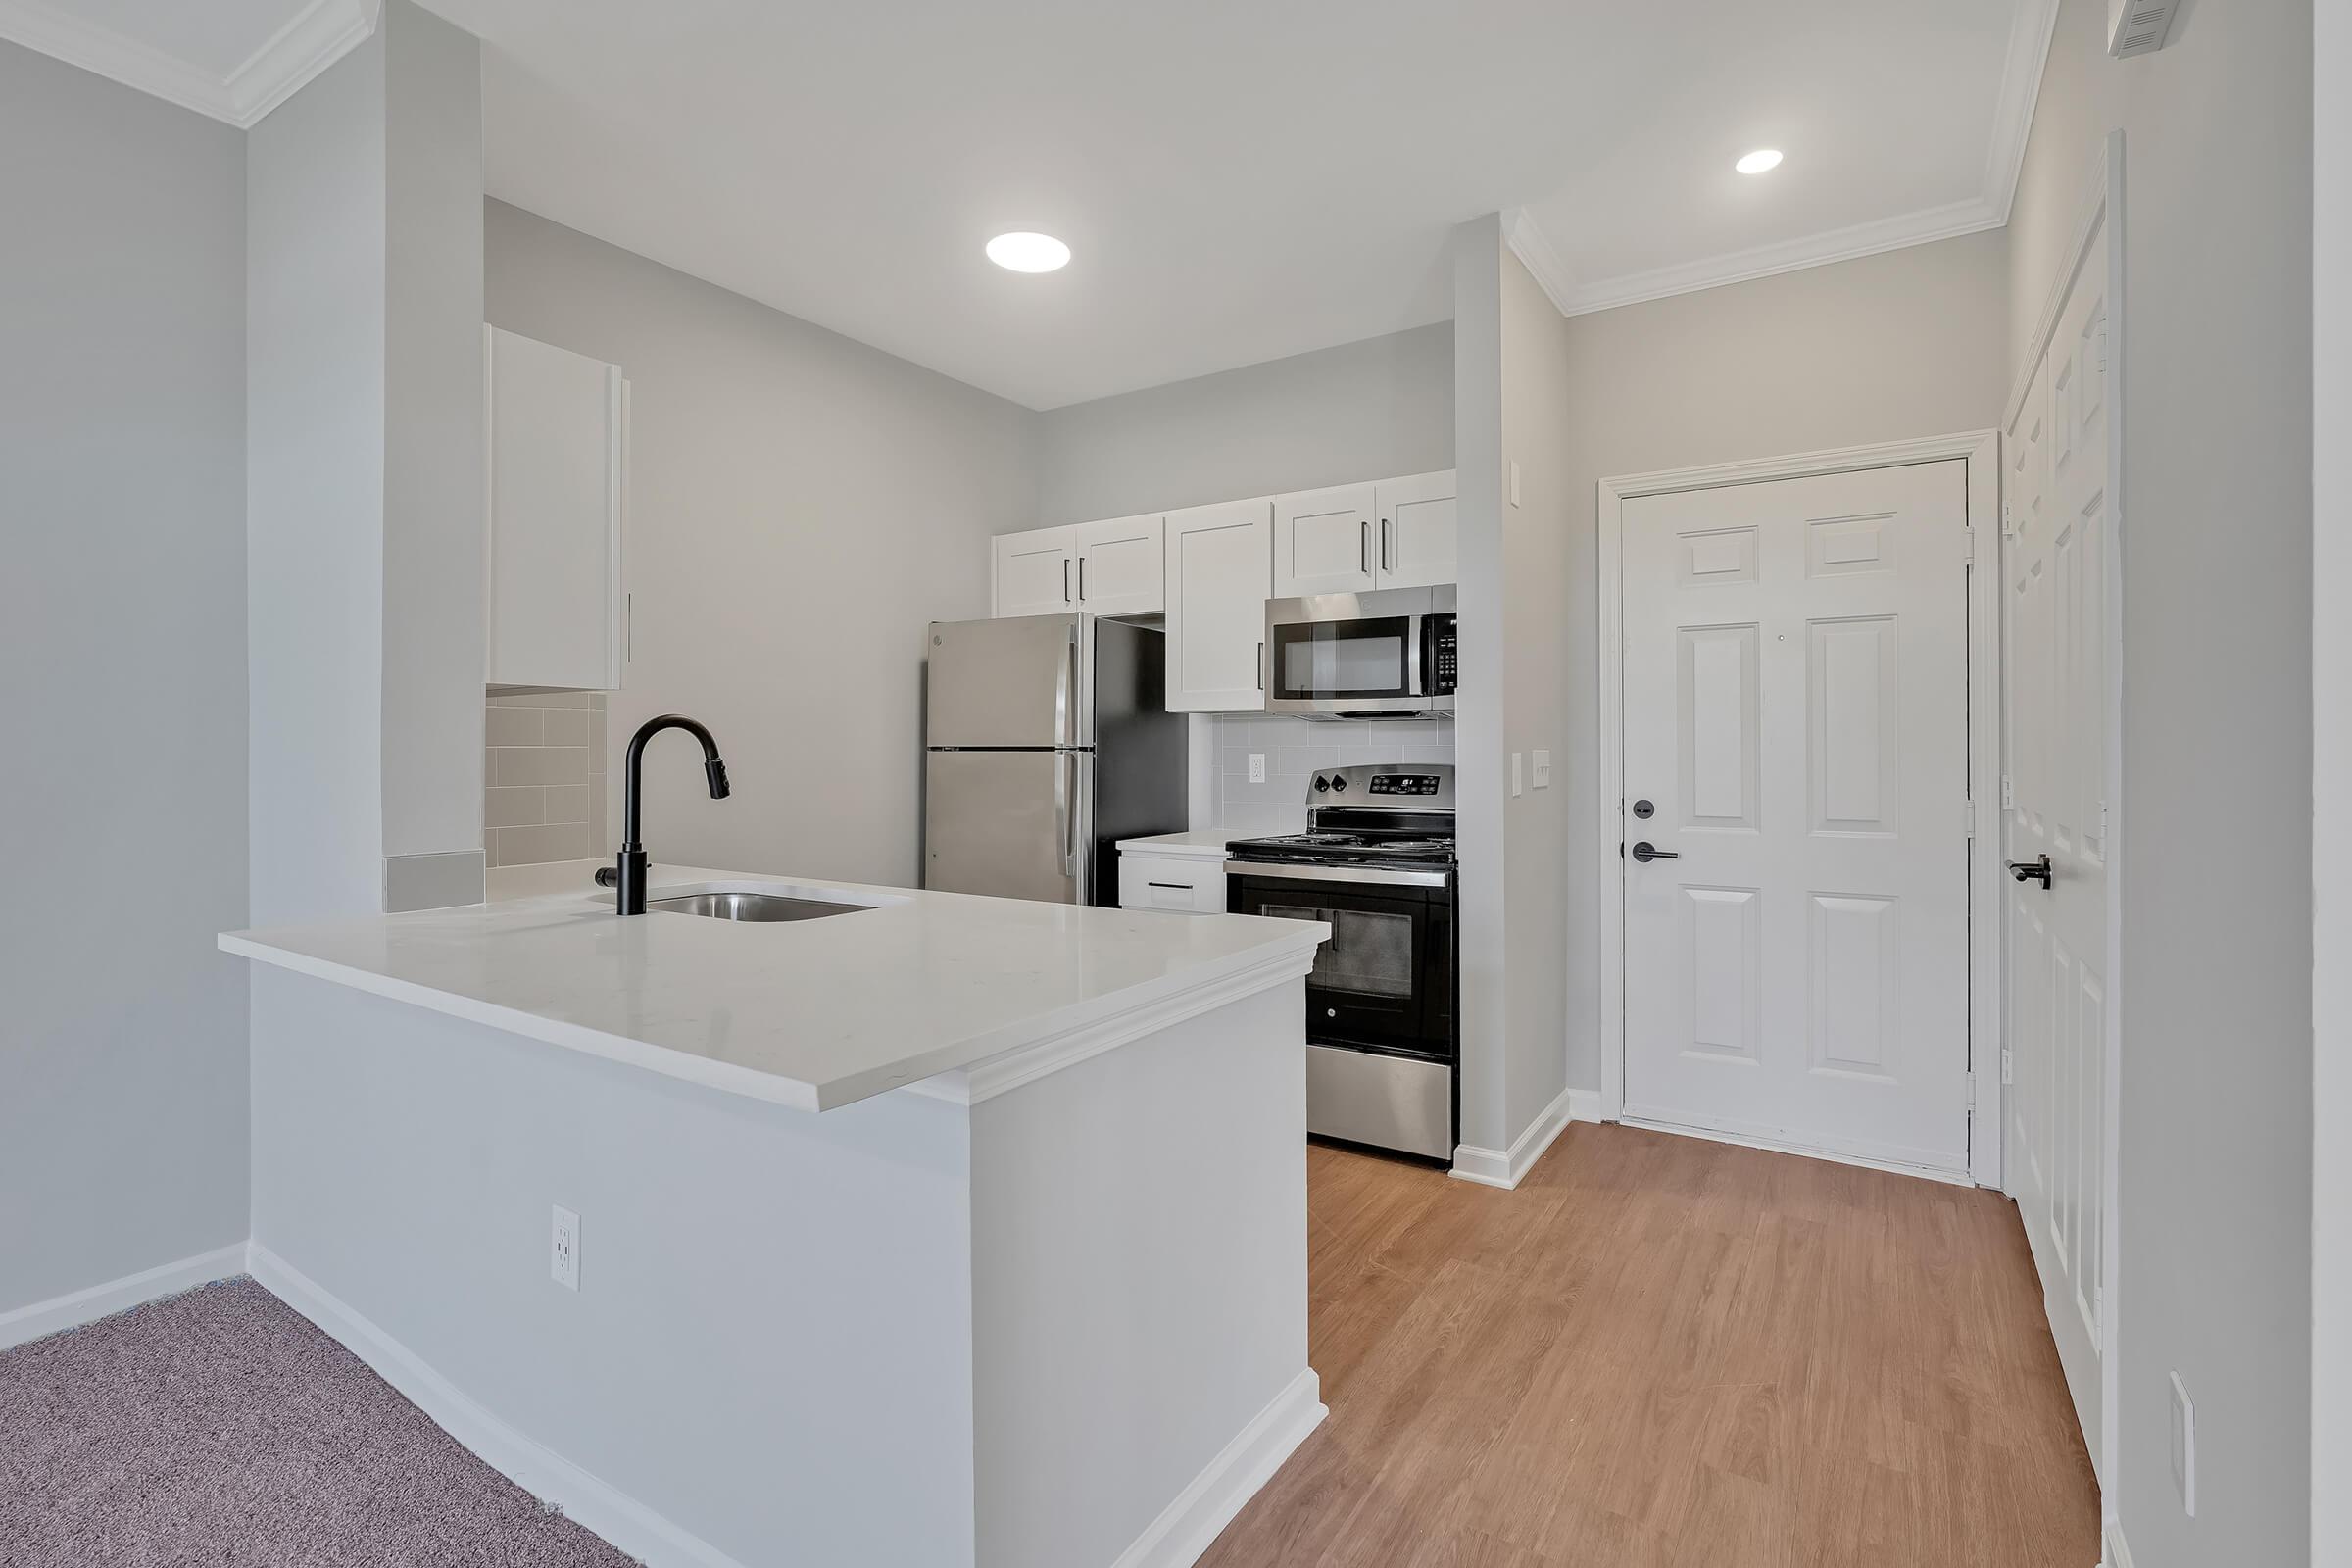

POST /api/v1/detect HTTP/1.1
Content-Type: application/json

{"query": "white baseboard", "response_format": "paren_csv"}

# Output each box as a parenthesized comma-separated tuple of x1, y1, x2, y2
(0, 1243, 248, 1351)
(246, 1244, 746, 1568)
(1450, 1085, 1599, 1190)
(1110, 1366, 1325, 1568)
(2103, 1516, 2134, 1568)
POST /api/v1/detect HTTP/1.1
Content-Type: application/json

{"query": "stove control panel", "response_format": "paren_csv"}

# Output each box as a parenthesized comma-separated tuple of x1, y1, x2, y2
(1369, 773, 1443, 796)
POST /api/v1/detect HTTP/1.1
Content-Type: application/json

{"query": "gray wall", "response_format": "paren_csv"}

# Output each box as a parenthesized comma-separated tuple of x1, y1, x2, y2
(485, 201, 1041, 887)
(1553, 228, 2011, 1093)
(2012, 2, 2314, 1563)
(1450, 220, 1581, 1156)
(246, 31, 388, 925)
(2315, 4, 2351, 1554)
(248, 1, 487, 924)
(0, 42, 250, 1314)
(380, 2, 486, 879)
(1035, 323, 1453, 526)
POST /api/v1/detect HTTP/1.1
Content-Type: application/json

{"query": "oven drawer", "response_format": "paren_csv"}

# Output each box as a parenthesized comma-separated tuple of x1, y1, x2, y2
(1117, 853, 1227, 913)
(1306, 1045, 1452, 1161)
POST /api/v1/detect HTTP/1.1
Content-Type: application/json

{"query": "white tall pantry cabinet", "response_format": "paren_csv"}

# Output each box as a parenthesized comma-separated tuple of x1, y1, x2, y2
(484, 325, 629, 691)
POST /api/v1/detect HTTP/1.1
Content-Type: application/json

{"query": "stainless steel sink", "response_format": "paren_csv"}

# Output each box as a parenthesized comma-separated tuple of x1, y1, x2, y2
(647, 892, 870, 923)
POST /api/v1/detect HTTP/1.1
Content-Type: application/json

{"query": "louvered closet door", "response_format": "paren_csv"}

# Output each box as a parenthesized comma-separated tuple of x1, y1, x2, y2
(1620, 461, 1973, 1173)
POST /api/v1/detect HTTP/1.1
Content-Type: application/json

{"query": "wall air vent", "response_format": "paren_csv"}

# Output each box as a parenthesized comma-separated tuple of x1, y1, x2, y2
(2107, 0, 2180, 57)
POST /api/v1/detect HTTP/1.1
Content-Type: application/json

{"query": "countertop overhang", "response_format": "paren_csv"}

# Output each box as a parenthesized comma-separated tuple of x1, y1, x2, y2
(221, 863, 1328, 1113)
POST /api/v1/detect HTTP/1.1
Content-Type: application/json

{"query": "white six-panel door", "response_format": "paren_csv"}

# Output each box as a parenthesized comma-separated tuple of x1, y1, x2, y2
(2004, 213, 2113, 1473)
(1620, 461, 1975, 1173)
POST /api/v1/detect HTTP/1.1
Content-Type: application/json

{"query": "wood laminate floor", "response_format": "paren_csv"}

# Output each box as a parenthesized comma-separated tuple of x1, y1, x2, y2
(1198, 1122, 2101, 1567)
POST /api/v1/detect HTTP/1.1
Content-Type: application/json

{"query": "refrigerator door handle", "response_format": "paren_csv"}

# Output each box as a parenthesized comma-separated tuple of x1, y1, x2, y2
(1056, 753, 1076, 875)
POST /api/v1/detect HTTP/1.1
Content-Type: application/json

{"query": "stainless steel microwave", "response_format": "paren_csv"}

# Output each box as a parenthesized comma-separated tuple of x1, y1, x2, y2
(1263, 587, 1457, 718)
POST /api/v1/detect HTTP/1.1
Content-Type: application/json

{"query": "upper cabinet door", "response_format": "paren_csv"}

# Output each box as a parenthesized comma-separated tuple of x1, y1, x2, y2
(1165, 500, 1272, 712)
(486, 326, 627, 691)
(1272, 484, 1378, 597)
(1074, 514, 1165, 616)
(1374, 469, 1457, 589)
(993, 525, 1078, 618)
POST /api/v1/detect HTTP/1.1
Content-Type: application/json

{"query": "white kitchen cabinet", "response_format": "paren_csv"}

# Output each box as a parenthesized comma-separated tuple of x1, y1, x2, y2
(1271, 483, 1377, 597)
(1164, 500, 1272, 711)
(992, 525, 1079, 617)
(1117, 850, 1227, 913)
(1270, 472, 1457, 597)
(994, 516, 1166, 618)
(484, 325, 628, 691)
(1074, 514, 1164, 615)
(1374, 469, 1457, 590)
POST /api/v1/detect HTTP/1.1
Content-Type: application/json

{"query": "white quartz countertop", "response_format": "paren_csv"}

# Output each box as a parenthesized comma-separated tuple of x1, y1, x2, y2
(222, 863, 1326, 1113)
(1113, 830, 1239, 859)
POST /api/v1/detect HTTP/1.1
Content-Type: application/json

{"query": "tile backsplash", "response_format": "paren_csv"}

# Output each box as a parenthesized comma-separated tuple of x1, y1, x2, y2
(484, 688, 608, 867)
(1203, 715, 1454, 836)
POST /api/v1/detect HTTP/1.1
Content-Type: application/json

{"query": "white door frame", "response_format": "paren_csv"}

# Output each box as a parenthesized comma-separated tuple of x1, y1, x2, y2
(2003, 129, 2126, 1510)
(1596, 429, 2006, 1188)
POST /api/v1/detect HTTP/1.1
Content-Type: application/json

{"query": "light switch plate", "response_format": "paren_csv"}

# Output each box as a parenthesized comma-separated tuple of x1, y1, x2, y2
(1532, 749, 1552, 789)
(1510, 752, 1523, 798)
(1249, 753, 1266, 784)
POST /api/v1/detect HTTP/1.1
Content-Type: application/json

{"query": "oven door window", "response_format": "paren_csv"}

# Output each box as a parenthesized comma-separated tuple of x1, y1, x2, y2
(1269, 616, 1413, 701)
(1264, 903, 1415, 1000)
(1238, 881, 1442, 1055)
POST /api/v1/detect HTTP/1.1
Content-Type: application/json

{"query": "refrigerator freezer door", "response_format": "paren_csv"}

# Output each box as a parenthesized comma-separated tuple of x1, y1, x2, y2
(924, 749, 1092, 904)
(925, 615, 1090, 749)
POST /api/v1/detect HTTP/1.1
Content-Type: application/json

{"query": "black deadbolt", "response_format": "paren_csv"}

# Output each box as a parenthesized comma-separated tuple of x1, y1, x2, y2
(1632, 799, 1655, 819)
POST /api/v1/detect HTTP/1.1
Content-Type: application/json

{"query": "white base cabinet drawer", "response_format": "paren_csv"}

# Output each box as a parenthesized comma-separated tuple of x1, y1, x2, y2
(1118, 855, 1227, 913)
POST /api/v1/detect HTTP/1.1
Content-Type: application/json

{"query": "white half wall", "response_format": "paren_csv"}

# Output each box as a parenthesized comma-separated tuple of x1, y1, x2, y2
(0, 38, 251, 1319)
(248, 966, 979, 1567)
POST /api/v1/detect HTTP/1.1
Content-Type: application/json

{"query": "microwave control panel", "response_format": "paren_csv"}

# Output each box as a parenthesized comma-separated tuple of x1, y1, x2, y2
(1426, 614, 1458, 695)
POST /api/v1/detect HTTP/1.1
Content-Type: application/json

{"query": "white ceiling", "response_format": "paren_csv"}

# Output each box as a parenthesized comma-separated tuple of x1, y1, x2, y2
(6, 0, 2054, 411)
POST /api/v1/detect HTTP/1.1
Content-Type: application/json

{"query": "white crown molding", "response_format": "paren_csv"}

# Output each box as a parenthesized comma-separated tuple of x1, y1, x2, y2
(1502, 206, 1578, 319)
(0, 0, 379, 128)
(1517, 0, 2059, 319)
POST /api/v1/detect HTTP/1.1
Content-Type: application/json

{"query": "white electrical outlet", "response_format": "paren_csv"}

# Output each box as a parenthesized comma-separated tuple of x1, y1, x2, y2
(1532, 749, 1551, 789)
(2170, 1371, 2196, 1515)
(551, 1204, 580, 1292)
(1249, 753, 1266, 784)
(1510, 752, 1523, 798)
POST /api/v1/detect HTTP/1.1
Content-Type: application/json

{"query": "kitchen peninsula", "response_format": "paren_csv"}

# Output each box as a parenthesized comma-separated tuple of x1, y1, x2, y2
(220, 863, 1329, 1568)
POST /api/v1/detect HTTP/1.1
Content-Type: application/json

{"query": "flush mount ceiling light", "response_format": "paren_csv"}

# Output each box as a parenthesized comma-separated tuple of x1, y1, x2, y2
(986, 232, 1071, 272)
(1735, 148, 1785, 175)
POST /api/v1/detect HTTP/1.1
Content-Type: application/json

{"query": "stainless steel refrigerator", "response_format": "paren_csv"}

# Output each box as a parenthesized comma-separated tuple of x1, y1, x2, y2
(923, 613, 1187, 906)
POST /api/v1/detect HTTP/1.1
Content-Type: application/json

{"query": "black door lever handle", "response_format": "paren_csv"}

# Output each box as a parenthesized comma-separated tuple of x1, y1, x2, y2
(1629, 841, 1679, 863)
(2008, 855, 2053, 888)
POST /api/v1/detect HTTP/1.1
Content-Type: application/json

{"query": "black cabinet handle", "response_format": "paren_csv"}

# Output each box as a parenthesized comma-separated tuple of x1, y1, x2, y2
(1630, 841, 1679, 863)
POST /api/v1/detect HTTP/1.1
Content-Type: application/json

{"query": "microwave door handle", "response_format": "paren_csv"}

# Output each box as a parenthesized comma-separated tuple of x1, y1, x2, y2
(1408, 615, 1425, 698)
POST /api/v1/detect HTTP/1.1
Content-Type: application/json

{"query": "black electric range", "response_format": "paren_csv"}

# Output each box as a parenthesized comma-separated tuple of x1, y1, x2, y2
(1224, 765, 1457, 1161)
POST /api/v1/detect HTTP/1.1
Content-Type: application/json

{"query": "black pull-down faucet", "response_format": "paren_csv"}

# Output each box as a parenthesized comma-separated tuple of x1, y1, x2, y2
(595, 714, 730, 914)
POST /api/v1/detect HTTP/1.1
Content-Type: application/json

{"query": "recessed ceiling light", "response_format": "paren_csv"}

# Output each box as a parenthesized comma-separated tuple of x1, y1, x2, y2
(1736, 149, 1784, 175)
(986, 232, 1071, 273)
